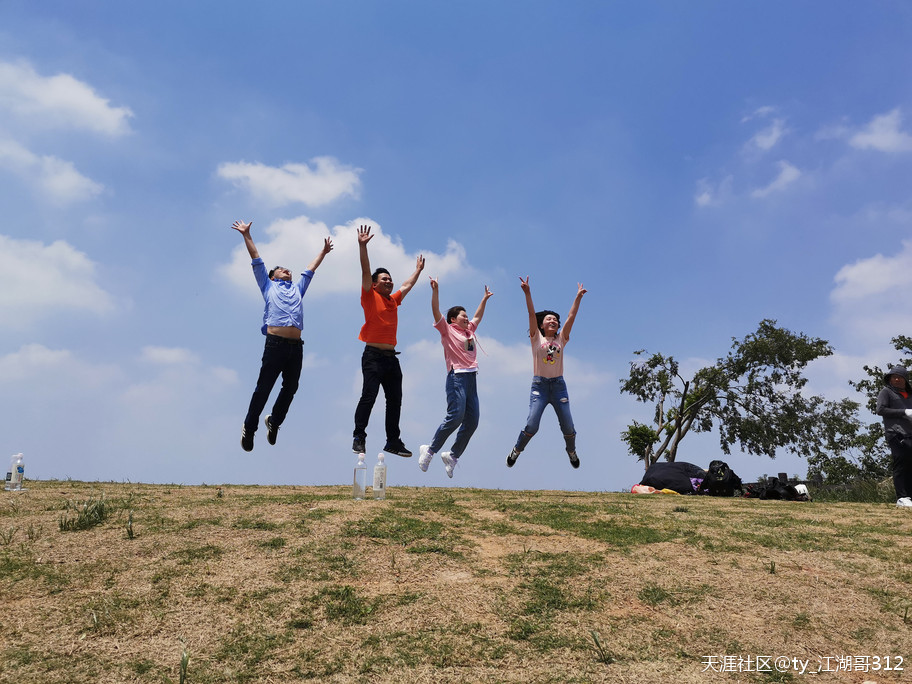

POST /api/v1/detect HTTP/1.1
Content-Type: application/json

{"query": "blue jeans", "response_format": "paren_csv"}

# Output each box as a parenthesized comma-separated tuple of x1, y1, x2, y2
(353, 346, 403, 445)
(244, 334, 303, 432)
(514, 376, 576, 451)
(429, 370, 479, 458)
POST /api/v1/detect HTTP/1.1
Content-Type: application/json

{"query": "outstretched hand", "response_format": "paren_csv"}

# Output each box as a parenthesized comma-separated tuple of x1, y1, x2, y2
(519, 276, 530, 293)
(416, 254, 426, 272)
(231, 220, 252, 235)
(429, 276, 439, 291)
(357, 225, 373, 245)
(321, 237, 334, 255)
(483, 285, 493, 300)
(577, 283, 587, 297)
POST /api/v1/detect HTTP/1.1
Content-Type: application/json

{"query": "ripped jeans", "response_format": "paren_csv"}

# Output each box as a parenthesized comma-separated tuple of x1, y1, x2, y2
(513, 375, 576, 452)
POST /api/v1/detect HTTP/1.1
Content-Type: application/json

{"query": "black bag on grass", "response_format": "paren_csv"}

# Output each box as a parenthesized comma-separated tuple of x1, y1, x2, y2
(699, 460, 742, 497)
(640, 461, 706, 494)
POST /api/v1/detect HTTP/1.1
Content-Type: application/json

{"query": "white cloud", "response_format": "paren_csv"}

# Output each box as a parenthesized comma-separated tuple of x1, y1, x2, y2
(747, 118, 787, 151)
(121, 363, 238, 410)
(0, 234, 115, 326)
(832, 240, 912, 304)
(741, 106, 776, 123)
(0, 343, 120, 388)
(750, 160, 801, 198)
(849, 108, 912, 153)
(830, 240, 912, 347)
(140, 346, 200, 365)
(694, 175, 732, 208)
(0, 139, 103, 203)
(217, 156, 362, 208)
(0, 60, 133, 136)
(221, 217, 471, 298)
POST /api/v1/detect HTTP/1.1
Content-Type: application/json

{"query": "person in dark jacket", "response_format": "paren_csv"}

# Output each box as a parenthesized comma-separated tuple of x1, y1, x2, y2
(876, 365, 912, 507)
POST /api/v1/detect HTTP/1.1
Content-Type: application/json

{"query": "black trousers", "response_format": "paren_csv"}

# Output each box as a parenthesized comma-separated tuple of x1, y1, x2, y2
(243, 334, 303, 432)
(353, 346, 402, 445)
(888, 433, 912, 499)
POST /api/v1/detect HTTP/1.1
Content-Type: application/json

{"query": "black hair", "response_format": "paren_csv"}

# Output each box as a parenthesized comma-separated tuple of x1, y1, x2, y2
(535, 310, 561, 336)
(446, 306, 466, 324)
(371, 267, 390, 283)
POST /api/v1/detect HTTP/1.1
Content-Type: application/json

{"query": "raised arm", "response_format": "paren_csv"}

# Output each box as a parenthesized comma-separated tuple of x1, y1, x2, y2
(307, 237, 334, 272)
(519, 276, 537, 341)
(561, 283, 587, 340)
(232, 220, 259, 260)
(429, 277, 442, 322)
(358, 225, 374, 292)
(397, 254, 426, 300)
(471, 285, 494, 327)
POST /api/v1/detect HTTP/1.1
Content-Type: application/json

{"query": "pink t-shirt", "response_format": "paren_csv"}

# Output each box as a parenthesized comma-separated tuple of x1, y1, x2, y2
(434, 317, 478, 372)
(532, 331, 568, 379)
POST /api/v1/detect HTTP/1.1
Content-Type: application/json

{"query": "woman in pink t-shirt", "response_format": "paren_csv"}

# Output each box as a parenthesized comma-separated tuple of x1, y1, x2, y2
(418, 277, 493, 479)
(507, 276, 587, 469)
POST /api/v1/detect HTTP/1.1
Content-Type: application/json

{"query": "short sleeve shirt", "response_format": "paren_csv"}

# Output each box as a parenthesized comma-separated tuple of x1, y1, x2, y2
(434, 318, 478, 371)
(532, 331, 568, 378)
(359, 288, 403, 346)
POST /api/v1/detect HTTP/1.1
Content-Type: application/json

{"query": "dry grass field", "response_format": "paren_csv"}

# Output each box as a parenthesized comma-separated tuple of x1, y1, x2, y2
(1, 480, 911, 683)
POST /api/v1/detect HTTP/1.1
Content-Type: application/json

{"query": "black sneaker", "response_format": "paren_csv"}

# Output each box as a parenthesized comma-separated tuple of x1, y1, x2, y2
(265, 415, 279, 446)
(383, 442, 413, 458)
(352, 437, 366, 454)
(241, 426, 254, 452)
(507, 448, 520, 468)
(568, 451, 580, 469)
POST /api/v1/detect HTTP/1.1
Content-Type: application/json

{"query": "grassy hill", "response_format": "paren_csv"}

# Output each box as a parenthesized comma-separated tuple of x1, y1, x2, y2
(1, 480, 910, 683)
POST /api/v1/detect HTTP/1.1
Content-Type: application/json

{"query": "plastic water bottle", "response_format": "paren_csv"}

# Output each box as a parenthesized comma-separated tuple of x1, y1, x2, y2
(5, 453, 24, 491)
(352, 453, 366, 500)
(373, 452, 387, 500)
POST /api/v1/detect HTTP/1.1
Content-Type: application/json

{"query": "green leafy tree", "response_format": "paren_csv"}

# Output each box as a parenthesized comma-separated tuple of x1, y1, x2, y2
(620, 319, 857, 470)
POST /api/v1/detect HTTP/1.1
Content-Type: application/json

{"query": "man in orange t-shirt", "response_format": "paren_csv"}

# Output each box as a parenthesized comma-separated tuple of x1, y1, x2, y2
(352, 225, 425, 457)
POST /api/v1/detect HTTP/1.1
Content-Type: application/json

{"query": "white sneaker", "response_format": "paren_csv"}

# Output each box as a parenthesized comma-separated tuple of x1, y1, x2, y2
(418, 445, 434, 472)
(441, 451, 456, 479)
(897, 497, 912, 508)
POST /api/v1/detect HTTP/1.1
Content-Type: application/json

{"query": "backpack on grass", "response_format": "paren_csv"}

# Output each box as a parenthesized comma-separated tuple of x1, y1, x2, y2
(699, 460, 742, 497)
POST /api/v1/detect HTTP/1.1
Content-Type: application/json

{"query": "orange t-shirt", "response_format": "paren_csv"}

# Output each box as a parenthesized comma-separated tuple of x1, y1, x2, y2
(359, 288, 403, 346)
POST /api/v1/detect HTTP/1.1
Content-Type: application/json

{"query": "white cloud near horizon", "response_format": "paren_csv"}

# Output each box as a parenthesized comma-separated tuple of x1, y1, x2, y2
(750, 160, 801, 198)
(849, 108, 912, 153)
(217, 156, 362, 208)
(0, 343, 121, 389)
(221, 218, 471, 298)
(0, 59, 133, 136)
(0, 234, 115, 326)
(0, 139, 104, 203)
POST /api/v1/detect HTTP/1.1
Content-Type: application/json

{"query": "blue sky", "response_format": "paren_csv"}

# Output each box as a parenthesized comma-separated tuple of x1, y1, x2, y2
(2, 1, 912, 492)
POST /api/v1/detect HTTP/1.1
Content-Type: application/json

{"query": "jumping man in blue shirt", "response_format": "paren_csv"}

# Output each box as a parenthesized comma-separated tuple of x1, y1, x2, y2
(232, 220, 333, 451)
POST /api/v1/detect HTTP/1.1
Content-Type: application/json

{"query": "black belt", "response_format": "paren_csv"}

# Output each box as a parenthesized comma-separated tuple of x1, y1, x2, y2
(267, 333, 303, 345)
(364, 345, 400, 356)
